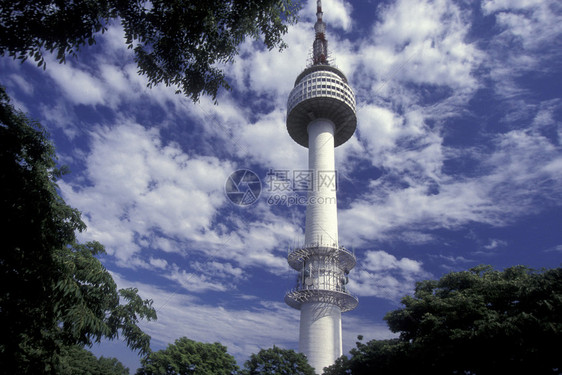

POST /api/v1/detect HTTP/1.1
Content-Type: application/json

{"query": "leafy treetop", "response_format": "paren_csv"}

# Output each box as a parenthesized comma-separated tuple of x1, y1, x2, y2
(57, 345, 130, 375)
(136, 337, 239, 375)
(242, 345, 315, 375)
(0, 0, 301, 102)
(324, 265, 562, 375)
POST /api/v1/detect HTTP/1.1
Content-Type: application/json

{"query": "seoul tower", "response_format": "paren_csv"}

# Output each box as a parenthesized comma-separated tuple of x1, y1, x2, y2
(284, 1, 358, 373)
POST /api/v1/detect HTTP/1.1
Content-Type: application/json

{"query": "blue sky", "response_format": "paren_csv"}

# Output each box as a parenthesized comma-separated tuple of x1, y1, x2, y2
(2, 0, 561, 371)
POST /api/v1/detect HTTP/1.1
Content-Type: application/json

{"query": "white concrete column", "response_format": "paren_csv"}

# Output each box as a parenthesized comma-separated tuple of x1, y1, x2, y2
(305, 118, 338, 248)
(299, 302, 343, 374)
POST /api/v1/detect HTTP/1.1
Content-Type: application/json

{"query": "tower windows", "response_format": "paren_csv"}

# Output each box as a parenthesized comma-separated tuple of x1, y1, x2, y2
(288, 70, 356, 114)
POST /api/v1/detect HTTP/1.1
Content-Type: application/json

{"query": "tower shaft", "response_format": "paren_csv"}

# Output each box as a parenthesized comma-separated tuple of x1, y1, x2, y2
(305, 119, 338, 248)
(299, 302, 342, 372)
(301, 118, 342, 372)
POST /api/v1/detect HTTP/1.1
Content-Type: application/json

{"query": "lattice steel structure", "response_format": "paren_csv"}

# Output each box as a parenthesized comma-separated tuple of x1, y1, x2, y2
(284, 1, 358, 373)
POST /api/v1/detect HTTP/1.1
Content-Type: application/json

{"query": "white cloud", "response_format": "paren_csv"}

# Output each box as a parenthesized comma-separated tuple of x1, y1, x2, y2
(434, 254, 474, 271)
(483, 0, 562, 99)
(8, 73, 34, 95)
(339, 179, 487, 247)
(217, 210, 301, 274)
(356, 105, 405, 153)
(338, 131, 562, 245)
(363, 250, 423, 273)
(39, 101, 80, 139)
(482, 126, 562, 212)
(329, 1, 493, 251)
(484, 239, 507, 250)
(224, 18, 309, 101)
(543, 158, 562, 175)
(39, 29, 192, 118)
(302, 0, 354, 32)
(548, 245, 562, 253)
(348, 250, 431, 301)
(111, 272, 300, 360)
(356, 0, 481, 96)
(483, 0, 550, 14)
(47, 59, 106, 106)
(60, 121, 235, 262)
(400, 231, 435, 245)
(98, 64, 136, 103)
(339, 79, 561, 250)
(191, 261, 246, 280)
(148, 257, 168, 270)
(98, 22, 130, 54)
(236, 109, 307, 170)
(166, 265, 229, 293)
(57, 117, 306, 282)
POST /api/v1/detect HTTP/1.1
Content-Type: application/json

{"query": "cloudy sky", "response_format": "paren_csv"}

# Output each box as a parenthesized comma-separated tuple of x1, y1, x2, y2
(2, 0, 561, 371)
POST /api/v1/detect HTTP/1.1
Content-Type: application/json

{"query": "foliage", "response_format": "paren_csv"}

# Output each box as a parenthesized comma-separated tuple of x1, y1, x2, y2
(0, 0, 301, 101)
(242, 345, 315, 375)
(57, 345, 130, 375)
(324, 265, 562, 375)
(136, 337, 239, 375)
(0, 86, 156, 374)
(323, 338, 410, 375)
(53, 243, 157, 354)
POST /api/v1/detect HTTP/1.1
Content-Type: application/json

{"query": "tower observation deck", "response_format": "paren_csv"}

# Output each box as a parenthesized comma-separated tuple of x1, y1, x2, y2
(284, 1, 358, 373)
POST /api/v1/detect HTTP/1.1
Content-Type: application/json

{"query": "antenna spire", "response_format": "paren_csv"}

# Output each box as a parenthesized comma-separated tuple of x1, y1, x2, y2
(313, 0, 328, 65)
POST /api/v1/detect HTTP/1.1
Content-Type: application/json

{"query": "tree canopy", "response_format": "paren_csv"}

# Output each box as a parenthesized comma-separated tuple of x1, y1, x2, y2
(323, 338, 408, 375)
(57, 345, 130, 375)
(0, 86, 156, 375)
(324, 265, 562, 375)
(242, 346, 315, 375)
(0, 0, 300, 101)
(136, 337, 239, 375)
